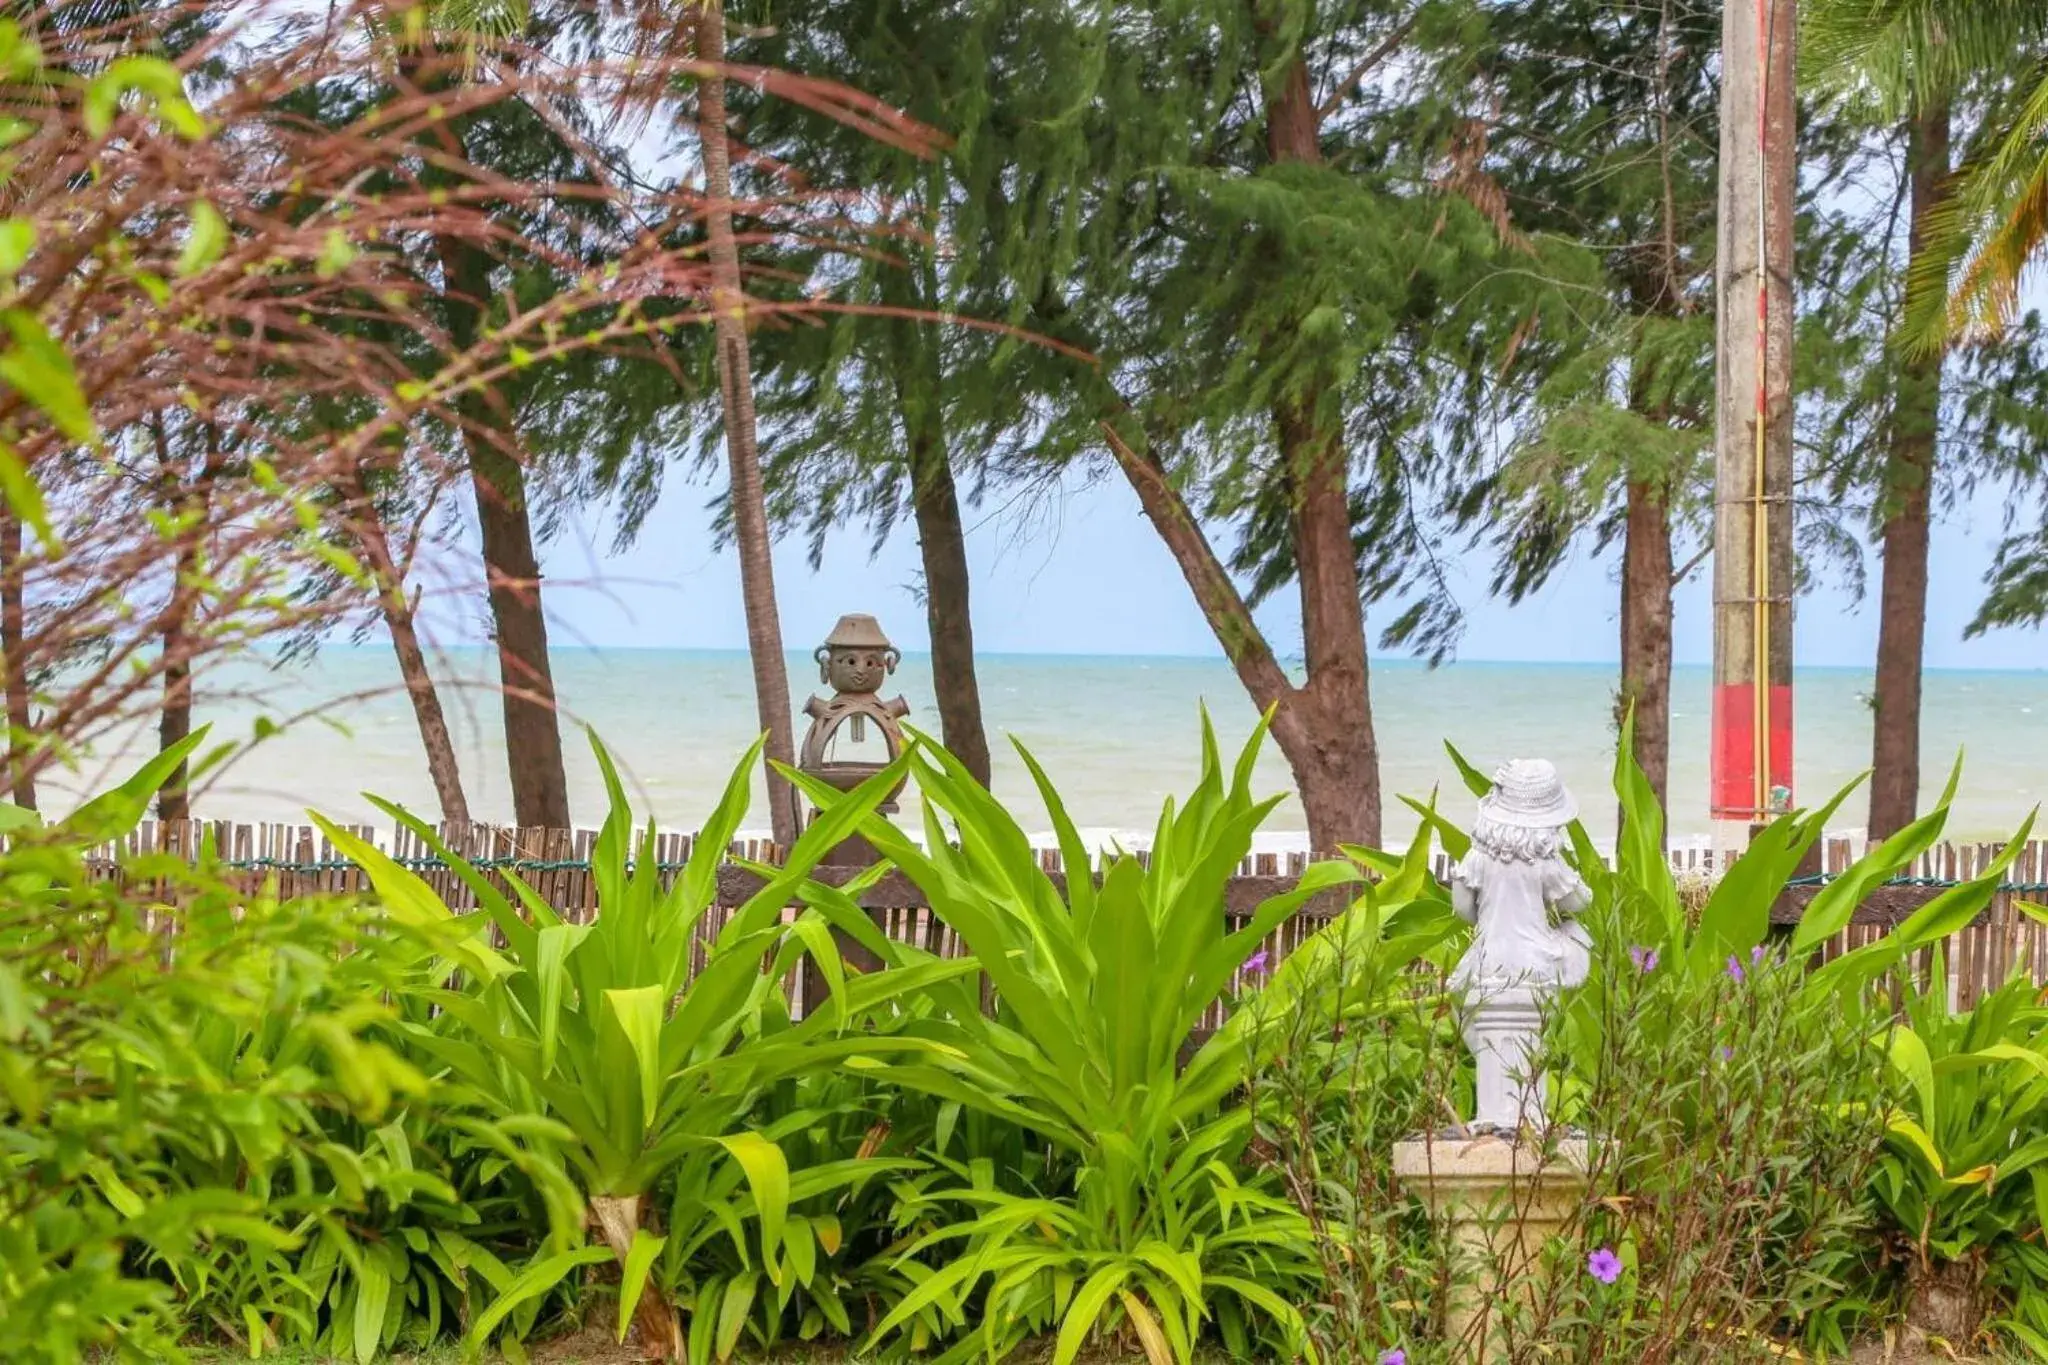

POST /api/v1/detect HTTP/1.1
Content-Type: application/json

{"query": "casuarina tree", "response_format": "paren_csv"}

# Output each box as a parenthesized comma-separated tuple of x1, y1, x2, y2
(924, 0, 1557, 852)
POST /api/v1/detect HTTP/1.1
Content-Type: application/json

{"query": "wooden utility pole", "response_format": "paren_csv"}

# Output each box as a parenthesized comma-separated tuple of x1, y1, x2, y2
(1712, 0, 1798, 827)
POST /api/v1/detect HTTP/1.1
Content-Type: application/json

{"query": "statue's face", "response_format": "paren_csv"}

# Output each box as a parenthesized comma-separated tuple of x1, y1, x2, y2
(827, 647, 889, 693)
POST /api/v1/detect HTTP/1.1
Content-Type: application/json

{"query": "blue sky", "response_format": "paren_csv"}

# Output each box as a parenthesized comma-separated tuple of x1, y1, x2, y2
(460, 461, 2047, 672)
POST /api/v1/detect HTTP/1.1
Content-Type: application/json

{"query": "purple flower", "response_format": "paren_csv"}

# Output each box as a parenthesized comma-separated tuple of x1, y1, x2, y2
(1725, 954, 1745, 983)
(1243, 950, 1270, 977)
(1717, 1045, 1734, 1062)
(1751, 944, 1767, 966)
(1380, 1351, 1407, 1365)
(1587, 1247, 1623, 1284)
(1629, 945, 1659, 973)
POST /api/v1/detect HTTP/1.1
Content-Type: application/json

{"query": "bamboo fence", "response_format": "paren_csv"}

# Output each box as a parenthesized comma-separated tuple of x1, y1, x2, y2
(76, 818, 2048, 1014)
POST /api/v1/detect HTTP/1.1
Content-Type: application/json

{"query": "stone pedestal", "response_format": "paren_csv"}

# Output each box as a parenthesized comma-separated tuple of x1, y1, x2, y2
(1462, 984, 1545, 1130)
(1391, 1136, 1588, 1363)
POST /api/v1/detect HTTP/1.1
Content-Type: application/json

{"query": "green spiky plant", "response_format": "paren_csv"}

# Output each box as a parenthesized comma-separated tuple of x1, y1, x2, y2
(320, 730, 971, 1362)
(1872, 959, 2048, 1353)
(787, 711, 1360, 1364)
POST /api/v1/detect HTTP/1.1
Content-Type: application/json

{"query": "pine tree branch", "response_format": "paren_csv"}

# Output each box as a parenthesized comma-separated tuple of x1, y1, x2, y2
(1671, 540, 1713, 587)
(1315, 16, 1419, 120)
(1098, 419, 1298, 709)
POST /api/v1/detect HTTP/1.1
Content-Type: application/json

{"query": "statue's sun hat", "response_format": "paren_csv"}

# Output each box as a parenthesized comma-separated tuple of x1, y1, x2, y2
(1477, 758, 1578, 828)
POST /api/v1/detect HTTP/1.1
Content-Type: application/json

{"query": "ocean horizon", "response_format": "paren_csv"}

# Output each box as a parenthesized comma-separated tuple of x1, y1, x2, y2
(44, 645, 2048, 847)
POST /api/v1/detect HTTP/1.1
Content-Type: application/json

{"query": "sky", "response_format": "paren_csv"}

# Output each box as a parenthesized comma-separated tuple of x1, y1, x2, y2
(420, 459, 2048, 673)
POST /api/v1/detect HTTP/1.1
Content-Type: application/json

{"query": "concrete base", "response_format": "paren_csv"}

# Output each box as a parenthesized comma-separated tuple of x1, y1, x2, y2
(1391, 1136, 1589, 1363)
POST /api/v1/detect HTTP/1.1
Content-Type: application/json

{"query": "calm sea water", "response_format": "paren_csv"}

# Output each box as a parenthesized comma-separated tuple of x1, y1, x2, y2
(45, 648, 2048, 846)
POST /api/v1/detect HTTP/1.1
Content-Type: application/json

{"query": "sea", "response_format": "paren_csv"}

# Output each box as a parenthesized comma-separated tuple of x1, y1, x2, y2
(42, 648, 2048, 850)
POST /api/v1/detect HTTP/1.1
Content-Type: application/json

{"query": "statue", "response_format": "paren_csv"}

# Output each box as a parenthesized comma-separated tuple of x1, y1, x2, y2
(799, 613, 910, 809)
(1391, 758, 1597, 1357)
(1449, 758, 1591, 1131)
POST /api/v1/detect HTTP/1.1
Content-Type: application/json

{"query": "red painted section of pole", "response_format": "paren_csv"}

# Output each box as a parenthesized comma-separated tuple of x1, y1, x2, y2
(1711, 683, 1794, 818)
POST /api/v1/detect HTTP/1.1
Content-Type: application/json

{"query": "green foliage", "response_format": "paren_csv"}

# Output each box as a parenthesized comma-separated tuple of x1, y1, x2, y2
(0, 738, 440, 1362)
(1804, 0, 2048, 349)
(1871, 964, 2048, 1352)
(788, 714, 1356, 1362)
(1243, 824, 1470, 1361)
(323, 729, 956, 1356)
(16, 717, 2048, 1363)
(1534, 920, 1893, 1362)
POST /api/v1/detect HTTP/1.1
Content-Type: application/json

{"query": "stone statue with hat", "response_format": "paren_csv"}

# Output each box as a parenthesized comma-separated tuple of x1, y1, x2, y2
(1448, 758, 1592, 1001)
(1444, 758, 1591, 1134)
(1392, 758, 1596, 1360)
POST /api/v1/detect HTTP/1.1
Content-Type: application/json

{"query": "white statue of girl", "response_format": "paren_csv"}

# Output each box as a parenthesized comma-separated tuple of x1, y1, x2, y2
(1449, 758, 1592, 996)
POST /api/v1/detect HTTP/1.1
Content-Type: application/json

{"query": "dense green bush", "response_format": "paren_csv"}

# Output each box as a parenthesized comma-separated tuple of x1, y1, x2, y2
(1869, 961, 2048, 1352)
(790, 716, 1359, 1363)
(0, 738, 477, 1362)
(326, 730, 958, 1360)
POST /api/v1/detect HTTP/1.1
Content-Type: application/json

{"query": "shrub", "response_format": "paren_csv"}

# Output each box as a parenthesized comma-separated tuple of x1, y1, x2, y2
(1240, 821, 1471, 1363)
(325, 730, 957, 1361)
(1869, 961, 2048, 1353)
(0, 738, 442, 1362)
(792, 714, 1359, 1364)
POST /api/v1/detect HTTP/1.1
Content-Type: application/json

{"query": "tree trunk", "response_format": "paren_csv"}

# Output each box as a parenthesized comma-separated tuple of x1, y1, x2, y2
(698, 0, 800, 848)
(349, 473, 472, 826)
(1619, 477, 1675, 814)
(1103, 420, 1378, 854)
(0, 509, 31, 810)
(1905, 1255, 1984, 1346)
(152, 420, 225, 824)
(434, 233, 571, 831)
(1869, 104, 1950, 840)
(1092, 53, 1382, 854)
(907, 419, 992, 788)
(1265, 57, 1380, 853)
(589, 1194, 681, 1360)
(158, 568, 196, 823)
(884, 261, 992, 788)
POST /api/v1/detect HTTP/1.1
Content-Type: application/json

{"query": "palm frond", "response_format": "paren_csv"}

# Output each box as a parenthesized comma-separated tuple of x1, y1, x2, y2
(1902, 68, 2048, 351)
(1804, 0, 2048, 115)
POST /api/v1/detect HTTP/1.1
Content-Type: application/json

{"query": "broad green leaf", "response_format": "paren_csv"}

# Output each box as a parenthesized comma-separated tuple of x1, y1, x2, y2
(604, 986, 665, 1137)
(1613, 709, 1679, 939)
(88, 1161, 145, 1218)
(1794, 759, 1959, 954)
(0, 219, 31, 275)
(1886, 1028, 1938, 1134)
(1443, 740, 1494, 797)
(1694, 774, 1860, 969)
(1932, 1041, 2048, 1082)
(315, 816, 508, 980)
(84, 56, 204, 138)
(782, 1217, 817, 1286)
(0, 798, 39, 834)
(178, 201, 229, 276)
(464, 1246, 612, 1348)
(0, 310, 94, 444)
(67, 726, 208, 839)
(1398, 792, 1469, 862)
(1894, 810, 2038, 948)
(616, 1230, 666, 1344)
(353, 1256, 390, 1365)
(717, 1133, 790, 1271)
(1055, 1264, 1131, 1365)
(534, 923, 587, 1075)
(715, 1274, 757, 1362)
(0, 440, 53, 553)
